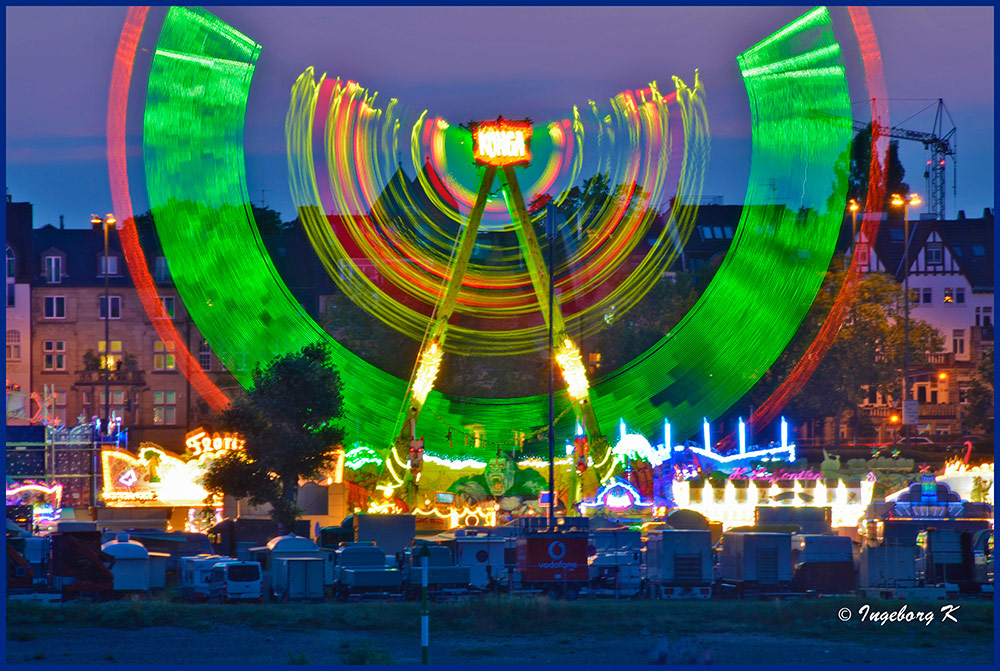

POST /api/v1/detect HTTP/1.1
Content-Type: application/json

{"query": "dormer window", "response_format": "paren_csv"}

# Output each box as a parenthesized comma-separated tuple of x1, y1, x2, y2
(99, 254, 119, 276)
(44, 255, 63, 283)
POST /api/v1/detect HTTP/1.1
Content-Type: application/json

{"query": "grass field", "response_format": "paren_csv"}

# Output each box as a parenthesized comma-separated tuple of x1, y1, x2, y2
(6, 596, 994, 665)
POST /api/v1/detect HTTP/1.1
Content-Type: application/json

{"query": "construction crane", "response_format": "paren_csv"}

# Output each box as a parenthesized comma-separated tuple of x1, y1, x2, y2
(850, 98, 956, 220)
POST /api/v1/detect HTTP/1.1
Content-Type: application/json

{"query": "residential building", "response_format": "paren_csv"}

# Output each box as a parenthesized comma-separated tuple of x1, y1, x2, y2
(5, 195, 33, 424)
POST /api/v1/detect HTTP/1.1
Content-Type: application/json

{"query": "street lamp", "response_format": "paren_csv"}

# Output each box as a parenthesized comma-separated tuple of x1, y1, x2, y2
(848, 199, 860, 255)
(890, 193, 921, 452)
(91, 213, 117, 436)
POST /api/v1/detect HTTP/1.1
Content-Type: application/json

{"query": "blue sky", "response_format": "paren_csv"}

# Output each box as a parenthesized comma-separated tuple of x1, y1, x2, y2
(5, 5, 994, 228)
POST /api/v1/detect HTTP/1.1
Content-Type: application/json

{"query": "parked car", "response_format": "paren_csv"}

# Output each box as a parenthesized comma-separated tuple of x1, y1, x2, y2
(894, 436, 935, 445)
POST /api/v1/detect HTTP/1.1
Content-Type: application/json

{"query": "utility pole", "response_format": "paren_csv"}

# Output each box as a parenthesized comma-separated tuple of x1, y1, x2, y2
(547, 203, 555, 531)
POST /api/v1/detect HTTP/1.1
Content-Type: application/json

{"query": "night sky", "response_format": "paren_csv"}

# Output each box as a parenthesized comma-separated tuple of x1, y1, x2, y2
(5, 5, 994, 229)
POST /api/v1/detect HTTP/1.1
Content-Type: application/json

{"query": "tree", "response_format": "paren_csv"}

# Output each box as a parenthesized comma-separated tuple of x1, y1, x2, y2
(201, 344, 346, 533)
(964, 348, 993, 432)
(738, 257, 944, 446)
(848, 124, 910, 211)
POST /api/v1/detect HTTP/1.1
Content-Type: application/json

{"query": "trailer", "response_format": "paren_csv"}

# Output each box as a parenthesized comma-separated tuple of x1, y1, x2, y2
(272, 557, 324, 602)
(50, 524, 115, 600)
(791, 534, 856, 594)
(334, 544, 403, 601)
(644, 529, 713, 599)
(515, 531, 589, 599)
(858, 541, 918, 590)
(453, 530, 508, 590)
(915, 529, 978, 590)
(402, 544, 471, 600)
(180, 555, 236, 601)
(716, 532, 793, 597)
(587, 528, 643, 598)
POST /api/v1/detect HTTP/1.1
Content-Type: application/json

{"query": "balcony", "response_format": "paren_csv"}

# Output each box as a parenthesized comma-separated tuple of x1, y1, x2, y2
(73, 369, 146, 387)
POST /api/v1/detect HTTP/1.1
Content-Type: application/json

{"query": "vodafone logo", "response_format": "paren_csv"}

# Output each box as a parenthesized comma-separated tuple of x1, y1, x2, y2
(547, 541, 567, 560)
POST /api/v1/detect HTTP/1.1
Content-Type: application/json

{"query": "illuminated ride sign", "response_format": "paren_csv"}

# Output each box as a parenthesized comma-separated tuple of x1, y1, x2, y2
(101, 444, 219, 507)
(185, 427, 245, 460)
(471, 117, 532, 167)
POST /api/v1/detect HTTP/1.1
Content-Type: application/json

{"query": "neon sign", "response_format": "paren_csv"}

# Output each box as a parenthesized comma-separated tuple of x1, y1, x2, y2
(727, 467, 822, 483)
(472, 117, 532, 166)
(184, 428, 245, 460)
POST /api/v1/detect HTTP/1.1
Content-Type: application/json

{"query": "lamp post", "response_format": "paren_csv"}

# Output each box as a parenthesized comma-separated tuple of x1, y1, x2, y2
(890, 193, 921, 453)
(91, 213, 117, 436)
(848, 199, 859, 256)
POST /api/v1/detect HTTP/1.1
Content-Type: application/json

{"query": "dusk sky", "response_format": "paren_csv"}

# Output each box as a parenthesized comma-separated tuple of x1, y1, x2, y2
(5, 5, 994, 229)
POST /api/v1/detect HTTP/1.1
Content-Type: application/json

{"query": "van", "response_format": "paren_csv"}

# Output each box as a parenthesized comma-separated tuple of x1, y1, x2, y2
(208, 561, 263, 603)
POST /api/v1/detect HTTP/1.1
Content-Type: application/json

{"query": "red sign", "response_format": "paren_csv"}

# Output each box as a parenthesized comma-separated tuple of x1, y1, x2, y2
(516, 534, 588, 582)
(472, 117, 532, 167)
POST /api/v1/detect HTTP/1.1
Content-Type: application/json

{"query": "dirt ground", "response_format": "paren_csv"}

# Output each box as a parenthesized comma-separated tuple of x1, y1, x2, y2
(5, 623, 994, 666)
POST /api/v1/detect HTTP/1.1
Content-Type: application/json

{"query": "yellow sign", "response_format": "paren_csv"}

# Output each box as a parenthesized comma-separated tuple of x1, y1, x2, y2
(472, 117, 532, 167)
(185, 428, 245, 460)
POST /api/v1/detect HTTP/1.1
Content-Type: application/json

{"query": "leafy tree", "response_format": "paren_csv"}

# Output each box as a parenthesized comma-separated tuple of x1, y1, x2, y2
(964, 348, 994, 432)
(738, 256, 944, 446)
(848, 124, 910, 212)
(201, 344, 346, 533)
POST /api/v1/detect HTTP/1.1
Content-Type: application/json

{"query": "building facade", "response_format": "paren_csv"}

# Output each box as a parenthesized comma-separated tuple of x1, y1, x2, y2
(5, 196, 34, 424)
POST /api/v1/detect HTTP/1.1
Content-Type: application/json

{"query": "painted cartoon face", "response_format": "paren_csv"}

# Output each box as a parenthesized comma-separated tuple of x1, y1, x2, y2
(485, 456, 515, 497)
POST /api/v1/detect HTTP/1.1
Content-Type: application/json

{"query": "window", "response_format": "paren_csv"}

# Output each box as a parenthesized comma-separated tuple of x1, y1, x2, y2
(712, 226, 724, 239)
(890, 228, 904, 242)
(235, 351, 248, 371)
(856, 245, 870, 266)
(922, 288, 932, 304)
(702, 227, 714, 240)
(723, 226, 734, 239)
(153, 391, 177, 425)
(925, 243, 942, 265)
(99, 390, 126, 420)
(972, 245, 985, 257)
(5, 247, 14, 308)
(44, 255, 63, 283)
(54, 391, 67, 424)
(99, 295, 122, 319)
(955, 287, 965, 304)
(952, 329, 965, 355)
(44, 296, 66, 319)
(198, 340, 212, 371)
(43, 340, 66, 371)
(984, 307, 993, 328)
(159, 296, 175, 319)
(6, 330, 21, 361)
(943, 288, 954, 303)
(154, 340, 176, 371)
(154, 256, 171, 283)
(99, 255, 119, 276)
(98, 340, 123, 369)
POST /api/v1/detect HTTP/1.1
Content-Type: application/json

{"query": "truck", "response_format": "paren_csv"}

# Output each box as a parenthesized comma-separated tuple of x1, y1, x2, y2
(333, 543, 403, 601)
(321, 515, 416, 557)
(515, 531, 589, 599)
(716, 532, 793, 597)
(402, 544, 471, 600)
(791, 534, 856, 594)
(644, 529, 713, 599)
(208, 561, 263, 602)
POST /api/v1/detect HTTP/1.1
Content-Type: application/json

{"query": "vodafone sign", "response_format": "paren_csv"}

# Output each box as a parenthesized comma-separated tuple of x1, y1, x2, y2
(472, 117, 532, 167)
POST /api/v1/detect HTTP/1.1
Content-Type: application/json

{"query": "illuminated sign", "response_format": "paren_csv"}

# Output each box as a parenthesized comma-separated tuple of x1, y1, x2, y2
(101, 445, 219, 508)
(472, 117, 532, 167)
(727, 467, 822, 483)
(184, 428, 245, 460)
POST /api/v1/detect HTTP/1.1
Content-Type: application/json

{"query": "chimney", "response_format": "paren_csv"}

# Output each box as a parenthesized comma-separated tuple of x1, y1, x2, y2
(984, 208, 994, 220)
(59, 215, 65, 230)
(957, 210, 966, 220)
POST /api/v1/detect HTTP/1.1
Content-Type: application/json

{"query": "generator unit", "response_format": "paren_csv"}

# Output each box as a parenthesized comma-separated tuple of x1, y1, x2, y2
(644, 529, 713, 599)
(716, 532, 793, 597)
